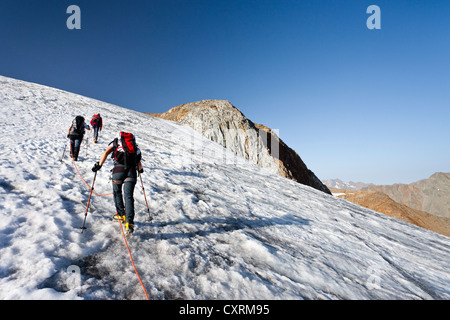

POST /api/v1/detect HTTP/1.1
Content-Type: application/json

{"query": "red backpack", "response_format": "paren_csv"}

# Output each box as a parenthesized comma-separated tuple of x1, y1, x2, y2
(110, 132, 141, 169)
(91, 114, 100, 125)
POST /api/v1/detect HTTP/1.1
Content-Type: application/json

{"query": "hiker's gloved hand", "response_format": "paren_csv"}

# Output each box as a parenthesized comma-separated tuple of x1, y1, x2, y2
(92, 162, 102, 172)
(139, 168, 144, 174)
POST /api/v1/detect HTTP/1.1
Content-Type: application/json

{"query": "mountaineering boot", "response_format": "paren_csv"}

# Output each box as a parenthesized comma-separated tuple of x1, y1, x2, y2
(125, 223, 134, 235)
(113, 214, 125, 223)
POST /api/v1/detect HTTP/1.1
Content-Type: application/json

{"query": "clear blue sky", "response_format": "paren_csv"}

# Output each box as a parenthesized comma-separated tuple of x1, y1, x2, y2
(1, 0, 449, 185)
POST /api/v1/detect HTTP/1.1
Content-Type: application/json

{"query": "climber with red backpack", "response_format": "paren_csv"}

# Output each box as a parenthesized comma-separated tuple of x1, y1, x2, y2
(92, 132, 143, 234)
(90, 114, 103, 143)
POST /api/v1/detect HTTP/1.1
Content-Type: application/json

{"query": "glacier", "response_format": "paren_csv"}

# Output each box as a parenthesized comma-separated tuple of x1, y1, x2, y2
(0, 75, 449, 300)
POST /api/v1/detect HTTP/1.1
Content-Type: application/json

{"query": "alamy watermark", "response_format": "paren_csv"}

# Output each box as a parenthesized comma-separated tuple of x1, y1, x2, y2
(66, 265, 81, 290)
(66, 5, 381, 30)
(180, 125, 282, 175)
(367, 5, 381, 30)
(365, 265, 382, 290)
(67, 5, 81, 30)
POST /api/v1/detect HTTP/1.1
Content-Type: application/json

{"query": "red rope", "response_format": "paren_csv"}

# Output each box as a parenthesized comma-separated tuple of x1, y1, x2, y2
(70, 141, 113, 196)
(116, 214, 150, 300)
(66, 139, 149, 299)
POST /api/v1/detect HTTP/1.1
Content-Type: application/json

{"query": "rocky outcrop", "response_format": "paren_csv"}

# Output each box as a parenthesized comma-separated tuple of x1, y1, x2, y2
(150, 100, 331, 194)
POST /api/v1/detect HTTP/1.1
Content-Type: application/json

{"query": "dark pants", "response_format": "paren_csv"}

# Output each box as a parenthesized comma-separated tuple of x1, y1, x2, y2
(112, 166, 137, 225)
(92, 125, 100, 141)
(70, 136, 83, 161)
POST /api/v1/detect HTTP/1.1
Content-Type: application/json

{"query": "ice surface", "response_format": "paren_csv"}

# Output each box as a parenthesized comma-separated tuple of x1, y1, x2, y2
(0, 75, 449, 300)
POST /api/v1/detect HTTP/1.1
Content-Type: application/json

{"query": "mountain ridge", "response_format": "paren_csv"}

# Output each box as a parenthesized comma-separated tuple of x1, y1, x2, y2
(324, 174, 450, 236)
(331, 188, 450, 237)
(362, 172, 450, 218)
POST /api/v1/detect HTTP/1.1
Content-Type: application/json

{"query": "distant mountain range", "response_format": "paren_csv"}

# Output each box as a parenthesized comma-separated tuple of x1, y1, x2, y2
(323, 173, 450, 237)
(321, 179, 374, 191)
(362, 172, 450, 219)
(333, 189, 450, 237)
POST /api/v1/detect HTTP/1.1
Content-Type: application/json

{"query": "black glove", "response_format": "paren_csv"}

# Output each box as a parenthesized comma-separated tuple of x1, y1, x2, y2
(92, 162, 102, 172)
(139, 168, 144, 174)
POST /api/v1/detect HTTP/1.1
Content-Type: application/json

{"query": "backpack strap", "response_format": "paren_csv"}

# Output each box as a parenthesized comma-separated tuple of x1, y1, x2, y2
(109, 138, 120, 160)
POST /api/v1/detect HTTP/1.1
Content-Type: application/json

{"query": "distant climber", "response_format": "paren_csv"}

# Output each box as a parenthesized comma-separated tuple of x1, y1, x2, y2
(92, 132, 143, 234)
(90, 113, 103, 143)
(67, 116, 90, 161)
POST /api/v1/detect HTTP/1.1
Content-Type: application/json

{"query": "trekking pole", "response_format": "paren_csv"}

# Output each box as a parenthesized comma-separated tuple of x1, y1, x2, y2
(85, 130, 91, 158)
(139, 173, 151, 221)
(81, 171, 97, 232)
(60, 141, 68, 162)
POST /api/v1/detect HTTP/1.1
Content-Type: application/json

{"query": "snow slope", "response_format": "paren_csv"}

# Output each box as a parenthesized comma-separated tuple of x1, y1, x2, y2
(0, 75, 449, 300)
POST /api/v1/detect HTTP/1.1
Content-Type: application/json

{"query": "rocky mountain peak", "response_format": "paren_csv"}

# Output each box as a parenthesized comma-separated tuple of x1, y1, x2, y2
(152, 100, 331, 195)
(159, 100, 243, 122)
